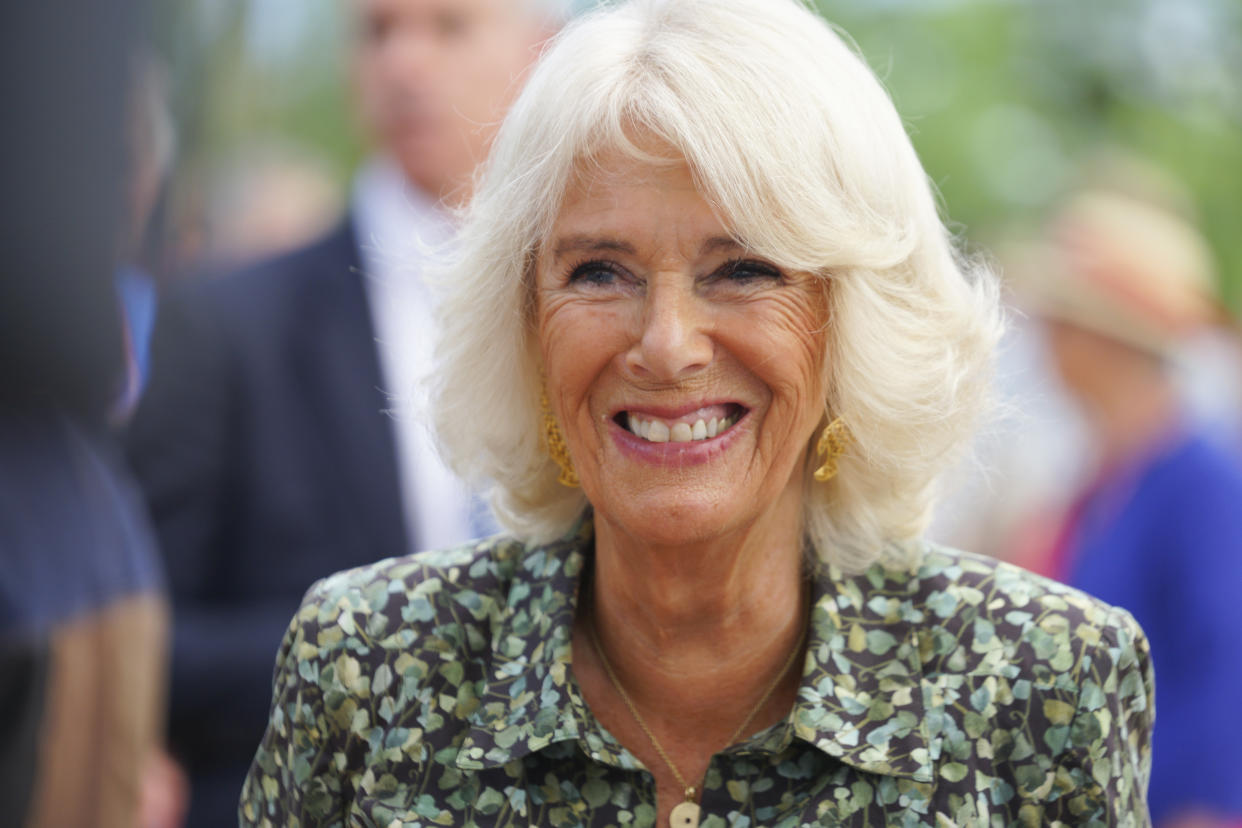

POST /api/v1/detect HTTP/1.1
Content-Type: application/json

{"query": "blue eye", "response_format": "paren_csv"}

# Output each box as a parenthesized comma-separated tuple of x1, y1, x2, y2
(567, 260, 627, 287)
(715, 258, 782, 283)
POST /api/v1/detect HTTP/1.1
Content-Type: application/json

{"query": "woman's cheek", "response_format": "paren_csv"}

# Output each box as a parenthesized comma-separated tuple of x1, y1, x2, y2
(547, 302, 632, 359)
(538, 301, 628, 418)
(536, 296, 582, 363)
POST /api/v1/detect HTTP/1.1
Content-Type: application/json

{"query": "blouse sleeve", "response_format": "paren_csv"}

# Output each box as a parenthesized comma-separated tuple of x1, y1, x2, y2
(239, 580, 348, 828)
(1046, 605, 1155, 826)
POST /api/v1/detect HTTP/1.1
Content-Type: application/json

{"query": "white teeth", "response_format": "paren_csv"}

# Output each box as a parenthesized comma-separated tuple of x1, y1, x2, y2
(625, 412, 740, 443)
(647, 420, 670, 442)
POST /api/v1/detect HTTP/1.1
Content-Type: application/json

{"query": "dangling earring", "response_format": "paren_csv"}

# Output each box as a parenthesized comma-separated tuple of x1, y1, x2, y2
(541, 387, 579, 488)
(814, 417, 850, 482)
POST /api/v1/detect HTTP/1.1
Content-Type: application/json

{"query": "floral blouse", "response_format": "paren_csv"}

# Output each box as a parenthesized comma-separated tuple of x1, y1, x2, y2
(240, 517, 1153, 827)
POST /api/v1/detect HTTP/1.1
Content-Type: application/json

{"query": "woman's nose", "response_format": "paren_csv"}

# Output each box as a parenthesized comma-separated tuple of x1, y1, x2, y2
(625, 279, 713, 381)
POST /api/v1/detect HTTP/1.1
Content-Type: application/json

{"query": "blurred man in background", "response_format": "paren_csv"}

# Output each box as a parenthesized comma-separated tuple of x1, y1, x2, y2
(124, 1, 560, 824)
(1013, 170, 1242, 827)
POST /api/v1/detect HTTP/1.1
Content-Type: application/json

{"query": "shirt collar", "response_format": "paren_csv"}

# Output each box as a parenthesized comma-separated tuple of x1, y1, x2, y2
(454, 517, 594, 772)
(788, 558, 933, 782)
(455, 518, 933, 784)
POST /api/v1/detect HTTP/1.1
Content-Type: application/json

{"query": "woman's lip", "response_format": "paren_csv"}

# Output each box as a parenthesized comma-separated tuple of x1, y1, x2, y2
(607, 408, 749, 467)
(609, 401, 745, 420)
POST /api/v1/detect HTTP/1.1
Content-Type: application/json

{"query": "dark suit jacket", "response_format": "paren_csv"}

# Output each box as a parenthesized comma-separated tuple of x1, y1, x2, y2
(125, 219, 409, 825)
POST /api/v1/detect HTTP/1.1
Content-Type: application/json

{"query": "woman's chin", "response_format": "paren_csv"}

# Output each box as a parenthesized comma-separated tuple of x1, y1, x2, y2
(584, 439, 796, 550)
(593, 491, 748, 550)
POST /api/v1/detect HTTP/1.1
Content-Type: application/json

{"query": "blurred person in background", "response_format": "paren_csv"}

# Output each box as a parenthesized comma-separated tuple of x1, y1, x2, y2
(0, 2, 177, 826)
(1011, 168, 1242, 827)
(123, 0, 561, 824)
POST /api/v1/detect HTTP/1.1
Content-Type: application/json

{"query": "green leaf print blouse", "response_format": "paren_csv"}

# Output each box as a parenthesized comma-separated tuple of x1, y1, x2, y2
(240, 517, 1153, 827)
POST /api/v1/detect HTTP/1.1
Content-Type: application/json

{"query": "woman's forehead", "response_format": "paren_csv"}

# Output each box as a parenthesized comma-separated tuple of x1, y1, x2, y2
(545, 157, 748, 262)
(565, 150, 693, 204)
(535, 130, 801, 268)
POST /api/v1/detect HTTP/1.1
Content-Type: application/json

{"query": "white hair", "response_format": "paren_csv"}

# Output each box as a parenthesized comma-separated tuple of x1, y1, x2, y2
(433, 0, 1003, 572)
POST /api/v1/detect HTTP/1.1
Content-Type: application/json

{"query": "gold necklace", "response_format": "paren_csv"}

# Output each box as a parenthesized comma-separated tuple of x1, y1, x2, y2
(587, 618, 808, 828)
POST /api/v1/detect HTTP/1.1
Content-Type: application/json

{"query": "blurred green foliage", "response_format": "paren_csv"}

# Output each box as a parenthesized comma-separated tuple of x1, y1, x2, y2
(820, 0, 1242, 310)
(155, 0, 1242, 310)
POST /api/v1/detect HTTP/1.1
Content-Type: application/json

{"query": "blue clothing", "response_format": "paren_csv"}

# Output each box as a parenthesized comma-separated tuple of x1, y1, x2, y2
(116, 264, 158, 385)
(0, 411, 163, 635)
(1064, 432, 1242, 824)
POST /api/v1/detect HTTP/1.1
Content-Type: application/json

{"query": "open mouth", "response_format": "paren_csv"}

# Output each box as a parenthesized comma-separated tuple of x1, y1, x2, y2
(613, 403, 747, 444)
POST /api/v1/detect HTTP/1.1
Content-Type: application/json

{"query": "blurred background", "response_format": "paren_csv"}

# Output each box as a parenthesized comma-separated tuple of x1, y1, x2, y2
(148, 0, 1242, 549)
(148, 0, 1242, 298)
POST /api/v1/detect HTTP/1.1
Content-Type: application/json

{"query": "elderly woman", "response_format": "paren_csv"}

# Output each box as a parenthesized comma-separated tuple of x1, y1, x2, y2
(241, 0, 1154, 825)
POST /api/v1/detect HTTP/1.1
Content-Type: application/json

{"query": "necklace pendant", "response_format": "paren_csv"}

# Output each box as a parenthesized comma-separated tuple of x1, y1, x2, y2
(669, 800, 701, 828)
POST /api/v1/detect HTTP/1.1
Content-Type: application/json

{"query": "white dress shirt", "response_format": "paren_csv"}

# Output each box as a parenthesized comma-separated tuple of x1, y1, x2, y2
(352, 157, 489, 552)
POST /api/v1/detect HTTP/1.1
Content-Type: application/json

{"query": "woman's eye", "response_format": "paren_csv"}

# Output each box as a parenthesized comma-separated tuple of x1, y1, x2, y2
(567, 260, 627, 287)
(714, 258, 783, 284)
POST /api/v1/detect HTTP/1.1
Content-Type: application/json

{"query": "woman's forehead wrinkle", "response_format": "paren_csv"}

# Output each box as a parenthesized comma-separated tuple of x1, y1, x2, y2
(550, 236, 637, 263)
(554, 167, 739, 268)
(699, 236, 744, 257)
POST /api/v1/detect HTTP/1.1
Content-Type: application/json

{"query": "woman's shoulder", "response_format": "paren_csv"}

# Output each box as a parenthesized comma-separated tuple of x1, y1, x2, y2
(282, 534, 554, 659)
(300, 534, 533, 610)
(904, 543, 1150, 691)
(906, 545, 1153, 816)
(913, 543, 1143, 633)
(245, 534, 581, 822)
(820, 545, 1154, 821)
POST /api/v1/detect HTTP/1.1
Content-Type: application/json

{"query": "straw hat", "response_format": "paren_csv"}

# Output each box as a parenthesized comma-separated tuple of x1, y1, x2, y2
(1010, 189, 1221, 357)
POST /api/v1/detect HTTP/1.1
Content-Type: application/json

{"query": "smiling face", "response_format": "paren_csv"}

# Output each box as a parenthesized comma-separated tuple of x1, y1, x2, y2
(534, 147, 830, 548)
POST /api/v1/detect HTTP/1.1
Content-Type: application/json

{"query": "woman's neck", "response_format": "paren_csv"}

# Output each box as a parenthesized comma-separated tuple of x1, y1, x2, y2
(584, 493, 809, 719)
(572, 493, 811, 823)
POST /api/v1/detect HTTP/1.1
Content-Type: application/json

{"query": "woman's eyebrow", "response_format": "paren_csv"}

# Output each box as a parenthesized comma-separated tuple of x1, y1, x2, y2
(700, 236, 744, 256)
(551, 235, 744, 262)
(551, 236, 636, 261)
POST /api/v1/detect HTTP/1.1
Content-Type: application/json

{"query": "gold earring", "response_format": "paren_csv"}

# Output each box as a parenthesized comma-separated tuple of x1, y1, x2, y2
(814, 417, 850, 482)
(541, 388, 580, 488)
